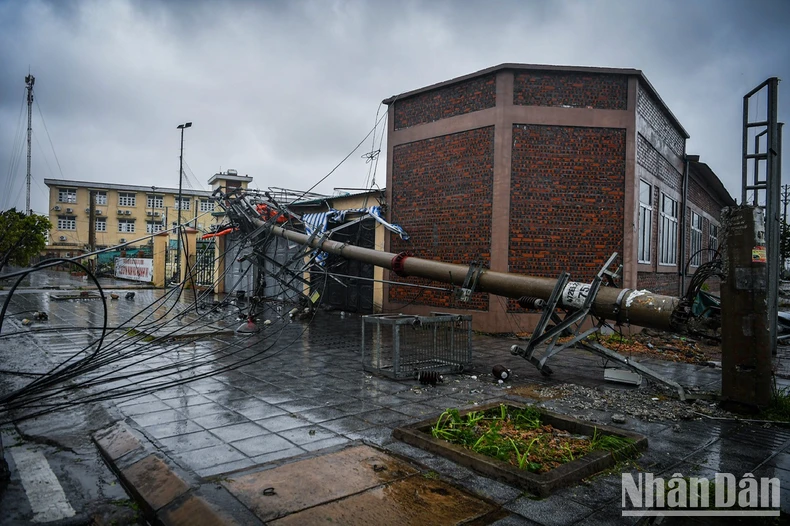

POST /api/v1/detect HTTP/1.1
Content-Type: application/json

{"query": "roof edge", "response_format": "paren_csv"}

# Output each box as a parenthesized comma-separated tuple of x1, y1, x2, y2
(382, 62, 689, 139)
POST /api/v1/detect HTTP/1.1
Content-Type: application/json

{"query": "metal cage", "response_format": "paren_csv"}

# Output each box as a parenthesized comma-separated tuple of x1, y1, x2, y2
(361, 312, 472, 379)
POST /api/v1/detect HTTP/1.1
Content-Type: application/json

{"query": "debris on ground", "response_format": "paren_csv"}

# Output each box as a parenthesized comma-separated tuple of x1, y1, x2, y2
(514, 328, 721, 366)
(526, 383, 732, 422)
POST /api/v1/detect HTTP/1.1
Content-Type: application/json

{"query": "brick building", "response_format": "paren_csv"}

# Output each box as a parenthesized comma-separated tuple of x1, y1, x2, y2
(382, 63, 734, 333)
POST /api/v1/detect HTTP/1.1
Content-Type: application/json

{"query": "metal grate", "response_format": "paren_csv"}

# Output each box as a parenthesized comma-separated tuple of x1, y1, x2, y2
(361, 312, 472, 379)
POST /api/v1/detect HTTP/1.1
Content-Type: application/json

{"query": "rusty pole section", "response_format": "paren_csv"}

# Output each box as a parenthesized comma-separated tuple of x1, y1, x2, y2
(256, 220, 680, 331)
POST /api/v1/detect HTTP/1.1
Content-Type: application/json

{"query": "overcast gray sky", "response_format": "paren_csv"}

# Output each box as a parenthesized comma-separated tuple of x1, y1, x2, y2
(1, 0, 788, 215)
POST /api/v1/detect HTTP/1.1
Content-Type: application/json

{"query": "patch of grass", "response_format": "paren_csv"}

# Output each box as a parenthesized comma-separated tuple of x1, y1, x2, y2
(430, 404, 635, 473)
(422, 470, 440, 480)
(760, 385, 790, 422)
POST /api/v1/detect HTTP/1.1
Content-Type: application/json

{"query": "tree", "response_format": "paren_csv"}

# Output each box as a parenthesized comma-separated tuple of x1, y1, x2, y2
(0, 209, 51, 271)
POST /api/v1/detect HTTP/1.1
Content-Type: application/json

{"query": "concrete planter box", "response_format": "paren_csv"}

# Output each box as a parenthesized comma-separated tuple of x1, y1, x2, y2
(392, 401, 647, 497)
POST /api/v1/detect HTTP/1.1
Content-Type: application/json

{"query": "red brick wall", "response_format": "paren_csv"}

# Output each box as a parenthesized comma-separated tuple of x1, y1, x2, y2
(393, 75, 496, 130)
(389, 127, 495, 310)
(637, 271, 679, 296)
(507, 124, 626, 310)
(513, 71, 628, 110)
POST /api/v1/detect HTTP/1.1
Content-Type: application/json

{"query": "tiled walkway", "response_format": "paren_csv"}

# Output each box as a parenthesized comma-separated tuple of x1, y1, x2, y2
(3, 290, 790, 524)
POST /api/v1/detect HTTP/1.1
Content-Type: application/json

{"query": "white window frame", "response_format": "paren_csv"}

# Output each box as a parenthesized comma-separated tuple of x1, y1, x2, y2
(94, 191, 107, 205)
(709, 224, 719, 254)
(199, 199, 214, 212)
(118, 192, 136, 207)
(174, 197, 191, 211)
(690, 211, 702, 267)
(95, 218, 107, 232)
(58, 188, 77, 203)
(146, 220, 164, 234)
(659, 193, 679, 266)
(147, 194, 164, 209)
(118, 219, 135, 233)
(57, 215, 76, 230)
(638, 180, 653, 264)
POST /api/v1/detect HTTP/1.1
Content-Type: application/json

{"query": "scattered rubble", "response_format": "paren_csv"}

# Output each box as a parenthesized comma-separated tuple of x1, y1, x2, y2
(530, 383, 731, 422)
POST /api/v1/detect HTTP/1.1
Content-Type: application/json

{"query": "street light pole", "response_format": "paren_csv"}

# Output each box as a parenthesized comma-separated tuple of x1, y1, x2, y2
(175, 122, 192, 283)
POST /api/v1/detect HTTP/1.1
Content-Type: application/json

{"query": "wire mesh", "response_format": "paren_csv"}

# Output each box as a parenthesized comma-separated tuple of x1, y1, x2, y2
(361, 312, 472, 379)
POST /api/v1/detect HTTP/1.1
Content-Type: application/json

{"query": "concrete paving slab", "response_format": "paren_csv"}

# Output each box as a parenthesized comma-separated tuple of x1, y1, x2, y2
(121, 454, 190, 512)
(222, 444, 418, 523)
(267, 475, 500, 526)
(94, 423, 142, 461)
(160, 495, 238, 526)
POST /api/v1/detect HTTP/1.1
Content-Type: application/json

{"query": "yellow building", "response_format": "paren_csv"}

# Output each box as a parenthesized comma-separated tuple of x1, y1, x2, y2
(43, 171, 251, 255)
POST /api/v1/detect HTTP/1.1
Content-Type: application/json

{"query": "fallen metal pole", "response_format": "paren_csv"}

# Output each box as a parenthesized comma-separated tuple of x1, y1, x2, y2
(248, 216, 680, 331)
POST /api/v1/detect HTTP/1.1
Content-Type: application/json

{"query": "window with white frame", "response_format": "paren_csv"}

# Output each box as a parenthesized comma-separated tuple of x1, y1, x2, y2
(58, 188, 77, 203)
(147, 194, 164, 209)
(690, 212, 702, 266)
(146, 220, 164, 233)
(118, 219, 135, 233)
(57, 215, 76, 230)
(659, 193, 679, 265)
(638, 180, 653, 263)
(174, 197, 190, 210)
(94, 191, 107, 205)
(709, 224, 719, 254)
(199, 199, 214, 212)
(95, 218, 107, 232)
(118, 192, 136, 207)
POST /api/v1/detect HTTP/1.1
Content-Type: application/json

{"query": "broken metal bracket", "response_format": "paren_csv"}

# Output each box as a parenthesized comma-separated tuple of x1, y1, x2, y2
(455, 260, 486, 303)
(509, 252, 689, 400)
(579, 341, 687, 401)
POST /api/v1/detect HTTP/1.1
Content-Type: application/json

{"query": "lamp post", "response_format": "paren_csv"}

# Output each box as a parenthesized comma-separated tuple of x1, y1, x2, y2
(174, 122, 192, 283)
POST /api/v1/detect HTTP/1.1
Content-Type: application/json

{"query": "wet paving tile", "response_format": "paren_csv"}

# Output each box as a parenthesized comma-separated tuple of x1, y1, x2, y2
(131, 409, 189, 427)
(195, 457, 257, 479)
(250, 447, 307, 466)
(553, 475, 621, 509)
(275, 398, 330, 413)
(300, 436, 351, 452)
(234, 403, 287, 421)
(140, 419, 206, 440)
(255, 392, 302, 405)
(686, 438, 771, 475)
(119, 400, 173, 415)
(278, 426, 340, 446)
(356, 409, 412, 427)
(210, 422, 268, 442)
(505, 494, 595, 526)
(345, 426, 395, 447)
(160, 394, 214, 409)
(728, 425, 790, 453)
(191, 411, 250, 429)
(298, 407, 349, 423)
(257, 414, 310, 432)
(318, 416, 373, 434)
(170, 401, 231, 419)
(159, 430, 224, 452)
(230, 434, 295, 457)
(175, 444, 248, 471)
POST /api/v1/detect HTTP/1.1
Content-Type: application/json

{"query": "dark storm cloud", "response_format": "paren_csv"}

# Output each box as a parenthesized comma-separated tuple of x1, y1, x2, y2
(0, 0, 788, 215)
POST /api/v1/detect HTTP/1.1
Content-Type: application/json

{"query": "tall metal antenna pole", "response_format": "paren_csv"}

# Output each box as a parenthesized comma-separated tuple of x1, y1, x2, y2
(25, 74, 35, 216)
(174, 122, 192, 283)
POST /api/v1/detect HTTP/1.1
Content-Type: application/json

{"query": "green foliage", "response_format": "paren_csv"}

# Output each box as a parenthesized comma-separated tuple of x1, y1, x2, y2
(760, 385, 790, 422)
(431, 405, 638, 473)
(0, 209, 50, 269)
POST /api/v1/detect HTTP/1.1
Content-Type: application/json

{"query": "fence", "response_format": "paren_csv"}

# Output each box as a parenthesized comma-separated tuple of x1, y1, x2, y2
(361, 312, 472, 379)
